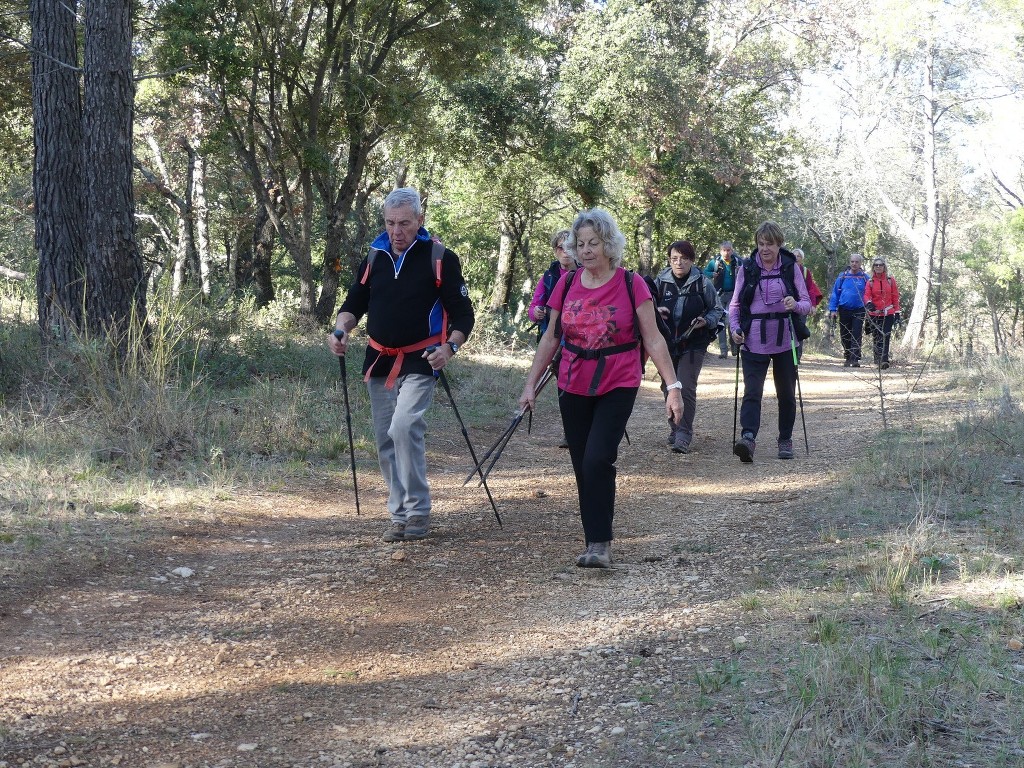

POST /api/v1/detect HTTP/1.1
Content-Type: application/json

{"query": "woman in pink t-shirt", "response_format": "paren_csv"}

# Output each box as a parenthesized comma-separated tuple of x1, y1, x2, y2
(518, 209, 683, 569)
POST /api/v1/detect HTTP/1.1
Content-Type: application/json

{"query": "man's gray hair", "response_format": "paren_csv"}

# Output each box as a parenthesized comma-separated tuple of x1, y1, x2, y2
(720, 241, 733, 250)
(384, 187, 422, 215)
(850, 252, 864, 263)
(566, 208, 626, 268)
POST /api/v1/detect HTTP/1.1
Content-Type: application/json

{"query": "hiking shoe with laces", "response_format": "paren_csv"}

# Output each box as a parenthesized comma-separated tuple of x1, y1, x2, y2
(382, 523, 405, 543)
(672, 430, 692, 454)
(777, 439, 794, 460)
(403, 515, 430, 540)
(583, 541, 612, 568)
(733, 433, 755, 463)
(881, 361, 890, 370)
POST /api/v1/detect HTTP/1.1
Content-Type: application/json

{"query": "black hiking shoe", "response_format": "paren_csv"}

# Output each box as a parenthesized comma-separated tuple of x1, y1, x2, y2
(382, 523, 405, 543)
(777, 439, 794, 460)
(671, 431, 692, 454)
(733, 433, 755, 463)
(881, 361, 890, 370)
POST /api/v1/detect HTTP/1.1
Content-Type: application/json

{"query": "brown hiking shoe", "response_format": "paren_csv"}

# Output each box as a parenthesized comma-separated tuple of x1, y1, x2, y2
(382, 523, 405, 543)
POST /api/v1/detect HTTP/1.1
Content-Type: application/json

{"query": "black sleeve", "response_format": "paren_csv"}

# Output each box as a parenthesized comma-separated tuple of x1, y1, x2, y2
(338, 257, 371, 321)
(441, 248, 475, 339)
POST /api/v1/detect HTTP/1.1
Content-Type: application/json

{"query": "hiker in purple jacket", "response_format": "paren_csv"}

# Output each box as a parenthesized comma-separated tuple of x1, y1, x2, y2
(728, 222, 812, 462)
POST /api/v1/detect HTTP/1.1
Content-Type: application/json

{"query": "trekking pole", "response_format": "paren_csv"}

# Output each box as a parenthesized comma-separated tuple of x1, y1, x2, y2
(869, 315, 889, 430)
(463, 413, 522, 486)
(431, 358, 503, 528)
(787, 317, 810, 456)
(732, 341, 741, 446)
(332, 331, 361, 516)
(462, 361, 557, 486)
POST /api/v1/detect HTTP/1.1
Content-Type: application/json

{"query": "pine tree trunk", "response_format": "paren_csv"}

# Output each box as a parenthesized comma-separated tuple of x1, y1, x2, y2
(31, 0, 86, 341)
(83, 0, 144, 338)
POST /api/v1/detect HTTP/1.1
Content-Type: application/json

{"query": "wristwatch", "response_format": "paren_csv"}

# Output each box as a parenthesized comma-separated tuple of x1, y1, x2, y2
(666, 381, 682, 391)
(447, 342, 459, 355)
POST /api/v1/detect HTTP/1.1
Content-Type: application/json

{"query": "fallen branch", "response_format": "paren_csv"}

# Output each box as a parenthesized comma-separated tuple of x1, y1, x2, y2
(771, 701, 813, 768)
(1, 264, 28, 281)
(917, 718, 1024, 756)
(729, 495, 799, 504)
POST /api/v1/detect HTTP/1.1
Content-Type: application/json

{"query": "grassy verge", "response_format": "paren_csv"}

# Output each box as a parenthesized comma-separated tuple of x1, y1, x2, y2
(0, 294, 525, 593)
(734, 353, 1024, 767)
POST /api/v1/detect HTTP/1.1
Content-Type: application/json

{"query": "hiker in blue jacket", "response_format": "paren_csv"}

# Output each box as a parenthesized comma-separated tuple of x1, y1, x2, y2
(827, 253, 869, 367)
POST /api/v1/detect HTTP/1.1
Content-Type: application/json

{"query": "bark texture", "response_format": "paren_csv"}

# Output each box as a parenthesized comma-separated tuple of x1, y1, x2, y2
(83, 0, 145, 337)
(31, 0, 86, 341)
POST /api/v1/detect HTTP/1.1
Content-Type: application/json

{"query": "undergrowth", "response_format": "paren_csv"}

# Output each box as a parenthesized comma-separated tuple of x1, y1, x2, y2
(744, 352, 1024, 767)
(0, 293, 526, 580)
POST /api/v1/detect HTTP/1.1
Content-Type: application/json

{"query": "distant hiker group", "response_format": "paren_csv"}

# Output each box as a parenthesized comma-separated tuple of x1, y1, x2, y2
(327, 188, 901, 570)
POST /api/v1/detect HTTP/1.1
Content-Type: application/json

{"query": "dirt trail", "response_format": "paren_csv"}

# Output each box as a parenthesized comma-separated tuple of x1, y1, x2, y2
(0, 354, 917, 768)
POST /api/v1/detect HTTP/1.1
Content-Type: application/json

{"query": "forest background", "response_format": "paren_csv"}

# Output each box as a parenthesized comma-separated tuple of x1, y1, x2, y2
(2, 0, 1023, 355)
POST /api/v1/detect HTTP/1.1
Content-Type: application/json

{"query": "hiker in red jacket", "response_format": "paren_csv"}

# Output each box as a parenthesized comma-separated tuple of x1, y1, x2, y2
(863, 257, 901, 369)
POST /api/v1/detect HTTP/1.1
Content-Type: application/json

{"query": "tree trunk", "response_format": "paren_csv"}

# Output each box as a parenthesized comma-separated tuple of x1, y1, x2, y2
(31, 0, 86, 342)
(489, 212, 516, 312)
(184, 139, 211, 297)
(900, 47, 940, 353)
(83, 0, 144, 338)
(637, 208, 654, 275)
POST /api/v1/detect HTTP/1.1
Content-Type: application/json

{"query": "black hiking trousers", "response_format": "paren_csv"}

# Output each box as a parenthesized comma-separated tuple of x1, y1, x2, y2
(558, 386, 638, 544)
(739, 350, 798, 442)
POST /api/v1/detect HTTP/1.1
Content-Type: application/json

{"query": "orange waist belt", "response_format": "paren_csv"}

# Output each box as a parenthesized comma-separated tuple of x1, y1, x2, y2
(366, 333, 444, 389)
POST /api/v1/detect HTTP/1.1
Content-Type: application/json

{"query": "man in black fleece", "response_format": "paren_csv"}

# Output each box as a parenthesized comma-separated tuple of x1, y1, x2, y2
(328, 187, 475, 542)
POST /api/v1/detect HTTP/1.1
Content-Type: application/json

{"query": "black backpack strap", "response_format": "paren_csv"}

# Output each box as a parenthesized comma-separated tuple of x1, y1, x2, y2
(551, 269, 577, 341)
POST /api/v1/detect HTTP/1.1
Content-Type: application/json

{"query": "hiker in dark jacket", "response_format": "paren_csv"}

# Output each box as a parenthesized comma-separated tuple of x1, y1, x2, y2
(827, 253, 869, 367)
(704, 241, 741, 357)
(528, 229, 574, 339)
(652, 240, 724, 454)
(329, 187, 474, 543)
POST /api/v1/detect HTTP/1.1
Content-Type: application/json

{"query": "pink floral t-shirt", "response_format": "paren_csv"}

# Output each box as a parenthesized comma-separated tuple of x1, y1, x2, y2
(547, 268, 652, 396)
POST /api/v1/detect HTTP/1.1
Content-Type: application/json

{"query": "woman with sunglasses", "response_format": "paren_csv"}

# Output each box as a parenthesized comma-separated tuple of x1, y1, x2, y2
(863, 257, 901, 369)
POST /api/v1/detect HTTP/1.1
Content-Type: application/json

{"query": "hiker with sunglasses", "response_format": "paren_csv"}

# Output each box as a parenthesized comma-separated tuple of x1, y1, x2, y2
(863, 257, 901, 369)
(529, 229, 575, 340)
(653, 240, 724, 454)
(518, 208, 683, 569)
(729, 222, 812, 462)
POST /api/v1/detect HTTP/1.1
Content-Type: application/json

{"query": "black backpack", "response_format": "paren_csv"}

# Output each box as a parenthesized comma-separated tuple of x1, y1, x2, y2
(738, 249, 811, 344)
(648, 271, 720, 354)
